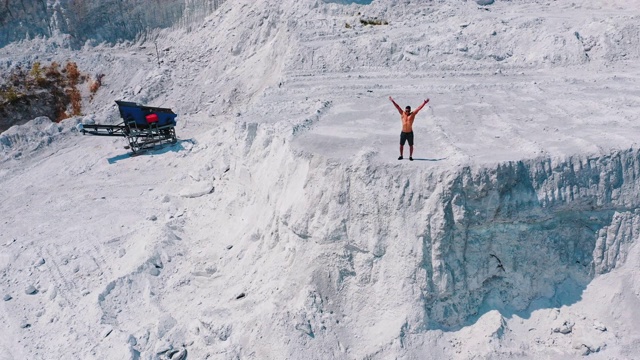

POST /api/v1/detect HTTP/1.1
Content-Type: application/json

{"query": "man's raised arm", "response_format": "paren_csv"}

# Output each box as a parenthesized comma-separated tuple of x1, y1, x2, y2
(413, 99, 430, 115)
(389, 96, 403, 114)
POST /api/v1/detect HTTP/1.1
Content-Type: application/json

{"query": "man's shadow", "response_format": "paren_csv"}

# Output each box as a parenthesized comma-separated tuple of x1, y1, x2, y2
(410, 157, 448, 161)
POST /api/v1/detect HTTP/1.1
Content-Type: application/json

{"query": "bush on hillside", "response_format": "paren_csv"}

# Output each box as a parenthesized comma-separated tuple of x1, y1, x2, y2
(0, 87, 21, 102)
(0, 61, 104, 130)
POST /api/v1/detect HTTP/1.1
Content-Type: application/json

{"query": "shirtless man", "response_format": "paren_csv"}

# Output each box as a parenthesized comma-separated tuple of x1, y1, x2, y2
(389, 96, 429, 161)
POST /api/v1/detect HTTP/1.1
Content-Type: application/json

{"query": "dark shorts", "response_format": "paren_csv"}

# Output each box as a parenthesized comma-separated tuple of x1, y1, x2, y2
(400, 131, 414, 146)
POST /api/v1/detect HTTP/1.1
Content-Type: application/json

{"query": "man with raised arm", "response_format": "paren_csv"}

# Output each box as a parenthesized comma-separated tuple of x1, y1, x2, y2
(389, 96, 430, 161)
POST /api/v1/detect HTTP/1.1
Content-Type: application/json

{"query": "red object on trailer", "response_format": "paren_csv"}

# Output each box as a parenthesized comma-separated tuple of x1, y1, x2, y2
(145, 113, 159, 123)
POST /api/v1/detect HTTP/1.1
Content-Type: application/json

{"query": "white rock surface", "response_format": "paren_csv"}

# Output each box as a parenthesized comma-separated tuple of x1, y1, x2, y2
(0, 0, 640, 359)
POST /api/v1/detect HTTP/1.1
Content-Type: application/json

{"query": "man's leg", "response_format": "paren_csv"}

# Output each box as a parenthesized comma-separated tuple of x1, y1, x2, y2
(399, 132, 405, 160)
(408, 132, 414, 161)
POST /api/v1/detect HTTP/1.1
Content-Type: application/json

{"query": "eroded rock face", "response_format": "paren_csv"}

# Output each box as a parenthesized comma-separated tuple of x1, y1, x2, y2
(0, 92, 56, 133)
(414, 151, 640, 328)
(222, 119, 640, 332)
(0, 0, 226, 48)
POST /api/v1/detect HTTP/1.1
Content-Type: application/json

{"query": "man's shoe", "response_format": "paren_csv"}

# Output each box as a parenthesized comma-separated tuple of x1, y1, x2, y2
(398, 156, 403, 160)
(410, 157, 413, 161)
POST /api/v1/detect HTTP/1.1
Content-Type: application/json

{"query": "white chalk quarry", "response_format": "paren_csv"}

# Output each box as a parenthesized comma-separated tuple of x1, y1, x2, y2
(1, 0, 640, 359)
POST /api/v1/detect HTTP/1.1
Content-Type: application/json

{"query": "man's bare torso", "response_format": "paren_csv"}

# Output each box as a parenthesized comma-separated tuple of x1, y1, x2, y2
(401, 112, 416, 132)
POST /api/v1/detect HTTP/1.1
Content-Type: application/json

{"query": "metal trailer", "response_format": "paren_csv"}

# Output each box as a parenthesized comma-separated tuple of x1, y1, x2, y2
(80, 100, 178, 153)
